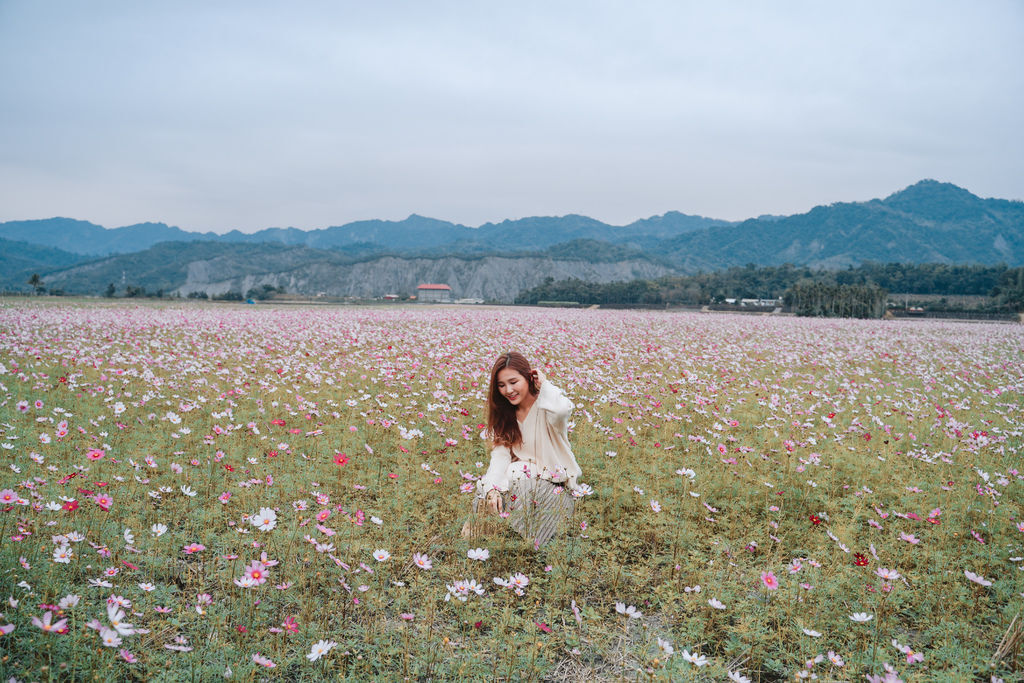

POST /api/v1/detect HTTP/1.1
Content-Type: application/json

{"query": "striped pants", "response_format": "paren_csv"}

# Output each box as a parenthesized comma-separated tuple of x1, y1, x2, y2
(469, 477, 577, 548)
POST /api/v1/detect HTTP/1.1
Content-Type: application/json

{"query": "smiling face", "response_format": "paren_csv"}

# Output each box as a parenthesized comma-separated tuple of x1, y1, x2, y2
(496, 367, 530, 406)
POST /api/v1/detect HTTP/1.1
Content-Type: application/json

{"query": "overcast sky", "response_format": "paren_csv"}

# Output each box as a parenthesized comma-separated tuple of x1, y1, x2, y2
(1, 1, 1021, 233)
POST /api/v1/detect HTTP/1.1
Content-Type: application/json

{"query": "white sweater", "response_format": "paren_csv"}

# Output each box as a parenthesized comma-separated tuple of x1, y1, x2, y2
(476, 380, 583, 497)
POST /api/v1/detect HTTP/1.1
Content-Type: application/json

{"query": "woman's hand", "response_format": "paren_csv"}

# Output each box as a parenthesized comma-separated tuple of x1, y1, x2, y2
(532, 367, 546, 388)
(485, 489, 503, 514)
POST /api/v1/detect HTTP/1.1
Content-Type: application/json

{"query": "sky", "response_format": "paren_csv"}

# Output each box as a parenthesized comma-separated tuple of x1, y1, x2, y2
(1, 1, 1022, 234)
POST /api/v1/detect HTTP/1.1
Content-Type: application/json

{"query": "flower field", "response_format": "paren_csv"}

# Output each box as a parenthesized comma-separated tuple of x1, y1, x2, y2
(0, 300, 1021, 681)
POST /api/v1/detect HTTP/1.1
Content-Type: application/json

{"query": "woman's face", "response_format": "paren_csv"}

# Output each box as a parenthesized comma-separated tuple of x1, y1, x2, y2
(495, 367, 530, 406)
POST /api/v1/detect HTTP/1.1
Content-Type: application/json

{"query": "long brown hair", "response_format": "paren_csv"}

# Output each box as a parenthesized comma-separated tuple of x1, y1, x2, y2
(486, 351, 539, 454)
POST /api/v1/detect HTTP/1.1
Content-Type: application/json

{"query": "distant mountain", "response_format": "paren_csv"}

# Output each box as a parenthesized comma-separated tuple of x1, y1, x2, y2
(0, 211, 730, 256)
(39, 240, 674, 302)
(4, 180, 1022, 296)
(0, 218, 223, 256)
(652, 180, 1024, 272)
(0, 237, 89, 291)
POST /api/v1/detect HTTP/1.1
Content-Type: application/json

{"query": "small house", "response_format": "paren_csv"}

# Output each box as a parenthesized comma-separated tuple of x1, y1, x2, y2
(416, 284, 452, 303)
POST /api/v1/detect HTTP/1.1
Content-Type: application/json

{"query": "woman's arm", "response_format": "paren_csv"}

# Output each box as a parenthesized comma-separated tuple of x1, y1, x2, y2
(475, 444, 512, 498)
(534, 378, 573, 427)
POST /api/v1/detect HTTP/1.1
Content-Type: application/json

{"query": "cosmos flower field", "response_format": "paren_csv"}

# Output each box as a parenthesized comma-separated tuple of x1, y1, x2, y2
(0, 300, 1021, 681)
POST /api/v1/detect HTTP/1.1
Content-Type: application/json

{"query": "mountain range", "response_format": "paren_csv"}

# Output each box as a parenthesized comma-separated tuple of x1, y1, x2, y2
(2, 180, 1022, 300)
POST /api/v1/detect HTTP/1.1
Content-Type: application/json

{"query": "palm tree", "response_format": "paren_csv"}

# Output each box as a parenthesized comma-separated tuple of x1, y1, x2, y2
(27, 273, 44, 295)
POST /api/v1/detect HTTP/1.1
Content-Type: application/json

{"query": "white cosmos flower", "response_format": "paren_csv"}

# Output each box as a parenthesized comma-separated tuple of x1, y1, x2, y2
(849, 612, 873, 622)
(99, 627, 123, 647)
(306, 639, 337, 662)
(252, 508, 277, 531)
(180, 485, 196, 497)
(52, 545, 73, 563)
(123, 528, 134, 544)
(657, 637, 674, 656)
(802, 628, 822, 637)
(681, 650, 708, 666)
(964, 570, 992, 586)
(614, 602, 642, 619)
(151, 523, 168, 537)
(372, 549, 390, 562)
(708, 598, 726, 610)
(467, 548, 490, 561)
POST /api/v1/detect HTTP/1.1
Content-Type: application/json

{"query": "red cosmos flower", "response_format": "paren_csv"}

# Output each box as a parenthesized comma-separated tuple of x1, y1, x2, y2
(267, 450, 278, 458)
(473, 620, 483, 629)
(535, 622, 552, 633)
(62, 500, 78, 512)
(853, 553, 869, 566)
(809, 514, 823, 526)
(270, 419, 285, 426)
(333, 453, 349, 466)
(224, 464, 234, 472)
(58, 376, 68, 383)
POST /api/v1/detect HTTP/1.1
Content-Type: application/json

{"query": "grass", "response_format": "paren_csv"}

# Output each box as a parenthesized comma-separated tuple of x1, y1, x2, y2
(0, 300, 1020, 681)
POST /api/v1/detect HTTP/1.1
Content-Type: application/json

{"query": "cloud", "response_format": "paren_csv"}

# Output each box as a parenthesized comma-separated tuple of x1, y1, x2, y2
(0, 0, 1021, 231)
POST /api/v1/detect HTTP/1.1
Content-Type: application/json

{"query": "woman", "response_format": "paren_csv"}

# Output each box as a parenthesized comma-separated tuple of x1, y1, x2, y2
(462, 351, 585, 547)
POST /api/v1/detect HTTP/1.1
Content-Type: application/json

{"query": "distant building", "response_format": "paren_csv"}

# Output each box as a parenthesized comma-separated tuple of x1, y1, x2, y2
(416, 284, 452, 303)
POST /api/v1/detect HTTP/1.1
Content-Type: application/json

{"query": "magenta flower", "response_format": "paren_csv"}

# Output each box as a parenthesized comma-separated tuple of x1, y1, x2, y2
(760, 571, 779, 590)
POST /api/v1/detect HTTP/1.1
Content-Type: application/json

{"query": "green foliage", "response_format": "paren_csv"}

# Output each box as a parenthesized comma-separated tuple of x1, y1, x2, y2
(783, 281, 888, 318)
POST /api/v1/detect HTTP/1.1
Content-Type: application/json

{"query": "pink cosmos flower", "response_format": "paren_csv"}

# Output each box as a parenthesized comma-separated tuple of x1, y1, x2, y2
(244, 561, 269, 585)
(86, 449, 106, 461)
(761, 571, 779, 590)
(182, 543, 206, 555)
(892, 639, 924, 663)
(252, 653, 276, 668)
(875, 567, 900, 581)
(413, 552, 432, 570)
(31, 611, 68, 634)
(899, 532, 920, 545)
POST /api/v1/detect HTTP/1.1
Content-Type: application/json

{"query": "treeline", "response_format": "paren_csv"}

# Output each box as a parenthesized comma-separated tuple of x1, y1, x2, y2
(516, 263, 1024, 315)
(783, 282, 887, 318)
(833, 262, 1007, 295)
